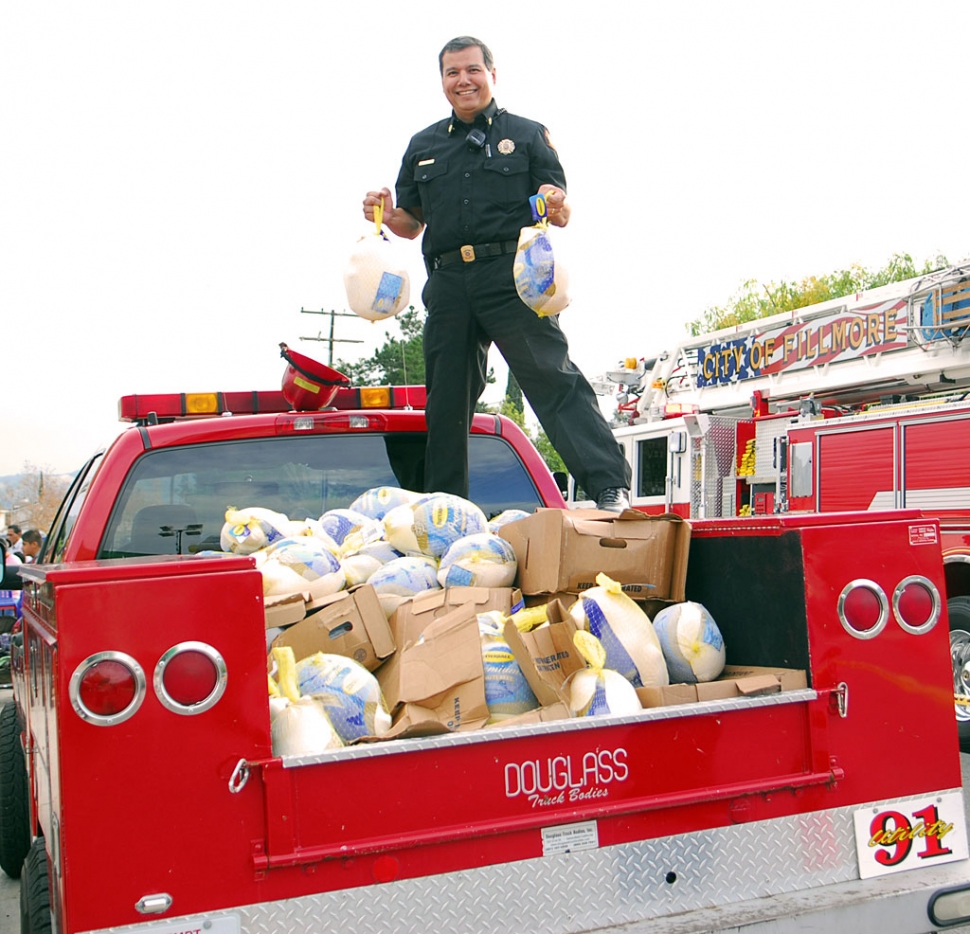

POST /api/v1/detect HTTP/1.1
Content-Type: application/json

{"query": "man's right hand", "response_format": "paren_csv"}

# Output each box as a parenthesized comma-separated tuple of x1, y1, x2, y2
(362, 187, 425, 240)
(363, 187, 393, 224)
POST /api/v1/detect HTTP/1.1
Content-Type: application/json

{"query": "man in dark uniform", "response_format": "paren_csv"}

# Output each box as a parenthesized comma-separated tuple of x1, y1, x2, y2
(363, 36, 631, 511)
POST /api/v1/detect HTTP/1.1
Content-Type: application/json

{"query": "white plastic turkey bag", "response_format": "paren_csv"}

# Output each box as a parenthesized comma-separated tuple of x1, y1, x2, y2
(344, 198, 410, 321)
(513, 193, 571, 317)
(564, 630, 642, 718)
(568, 572, 668, 688)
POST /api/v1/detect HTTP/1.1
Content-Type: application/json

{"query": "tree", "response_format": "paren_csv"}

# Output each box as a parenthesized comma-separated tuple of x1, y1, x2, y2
(687, 252, 950, 336)
(2, 463, 73, 536)
(336, 306, 427, 386)
(504, 370, 523, 417)
(533, 427, 566, 476)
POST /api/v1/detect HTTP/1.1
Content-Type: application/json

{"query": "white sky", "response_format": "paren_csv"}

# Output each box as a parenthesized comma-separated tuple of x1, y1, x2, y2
(2, 1, 968, 478)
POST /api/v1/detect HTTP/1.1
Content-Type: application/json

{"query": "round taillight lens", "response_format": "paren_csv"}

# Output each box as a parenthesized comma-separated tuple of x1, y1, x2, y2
(70, 652, 146, 725)
(893, 575, 941, 634)
(154, 642, 227, 715)
(163, 651, 217, 704)
(838, 580, 889, 639)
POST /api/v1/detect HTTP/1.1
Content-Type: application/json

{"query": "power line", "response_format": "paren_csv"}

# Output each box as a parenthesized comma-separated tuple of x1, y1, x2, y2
(299, 307, 364, 365)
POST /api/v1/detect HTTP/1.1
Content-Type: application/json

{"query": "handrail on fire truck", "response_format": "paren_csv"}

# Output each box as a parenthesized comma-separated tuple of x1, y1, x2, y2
(606, 263, 970, 425)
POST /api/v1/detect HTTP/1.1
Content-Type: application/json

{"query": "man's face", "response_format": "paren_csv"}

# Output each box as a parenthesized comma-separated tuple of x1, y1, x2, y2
(22, 540, 39, 559)
(5, 530, 18, 546)
(441, 46, 496, 124)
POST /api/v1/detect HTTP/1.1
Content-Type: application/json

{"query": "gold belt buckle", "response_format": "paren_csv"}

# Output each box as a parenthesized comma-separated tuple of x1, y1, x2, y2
(460, 244, 476, 263)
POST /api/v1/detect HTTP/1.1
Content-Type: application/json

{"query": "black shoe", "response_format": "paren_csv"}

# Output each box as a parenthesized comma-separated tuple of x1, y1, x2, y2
(596, 488, 631, 513)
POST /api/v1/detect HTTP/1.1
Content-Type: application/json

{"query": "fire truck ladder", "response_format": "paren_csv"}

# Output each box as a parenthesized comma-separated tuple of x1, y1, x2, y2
(909, 264, 970, 349)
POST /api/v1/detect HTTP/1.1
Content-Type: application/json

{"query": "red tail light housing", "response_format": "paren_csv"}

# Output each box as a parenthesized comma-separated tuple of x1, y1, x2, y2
(70, 652, 146, 726)
(893, 575, 941, 634)
(838, 576, 942, 639)
(154, 642, 227, 715)
(838, 580, 889, 639)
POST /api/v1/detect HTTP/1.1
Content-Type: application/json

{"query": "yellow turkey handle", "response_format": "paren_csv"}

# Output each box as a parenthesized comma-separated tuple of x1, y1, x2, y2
(374, 197, 384, 234)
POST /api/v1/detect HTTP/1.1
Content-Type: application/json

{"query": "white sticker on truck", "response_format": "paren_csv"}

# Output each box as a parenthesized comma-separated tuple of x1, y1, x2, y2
(110, 914, 240, 934)
(542, 820, 599, 856)
(854, 792, 969, 879)
(909, 523, 939, 545)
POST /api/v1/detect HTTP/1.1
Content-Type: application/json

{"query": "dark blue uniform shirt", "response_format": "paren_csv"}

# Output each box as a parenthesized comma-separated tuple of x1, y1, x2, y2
(394, 100, 567, 259)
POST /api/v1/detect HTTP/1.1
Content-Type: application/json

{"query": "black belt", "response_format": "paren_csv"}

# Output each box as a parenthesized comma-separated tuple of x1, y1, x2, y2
(428, 240, 518, 271)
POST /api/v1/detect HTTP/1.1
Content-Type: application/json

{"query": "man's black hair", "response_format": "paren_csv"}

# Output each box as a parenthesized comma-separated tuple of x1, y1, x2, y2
(439, 36, 494, 73)
(22, 530, 42, 546)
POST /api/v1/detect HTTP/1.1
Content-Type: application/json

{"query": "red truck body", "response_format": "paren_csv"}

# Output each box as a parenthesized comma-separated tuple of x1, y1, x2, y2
(7, 392, 970, 934)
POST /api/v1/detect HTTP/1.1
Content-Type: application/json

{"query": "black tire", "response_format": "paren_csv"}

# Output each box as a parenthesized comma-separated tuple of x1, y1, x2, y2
(20, 837, 51, 934)
(948, 596, 970, 751)
(0, 701, 30, 878)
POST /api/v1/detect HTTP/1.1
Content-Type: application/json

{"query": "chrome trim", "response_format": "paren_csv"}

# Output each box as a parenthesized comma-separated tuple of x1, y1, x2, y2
(135, 893, 173, 915)
(838, 579, 889, 639)
(929, 882, 970, 927)
(154, 641, 227, 715)
(893, 574, 942, 635)
(69, 651, 147, 726)
(228, 758, 250, 794)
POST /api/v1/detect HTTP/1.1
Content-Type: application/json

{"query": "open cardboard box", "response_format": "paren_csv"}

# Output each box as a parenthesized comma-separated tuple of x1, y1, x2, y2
(390, 586, 522, 648)
(697, 665, 807, 700)
(499, 509, 690, 599)
(523, 591, 578, 610)
(637, 665, 808, 708)
(376, 603, 491, 738)
(502, 599, 586, 710)
(483, 701, 572, 729)
(270, 584, 395, 672)
(264, 591, 309, 630)
(376, 596, 584, 741)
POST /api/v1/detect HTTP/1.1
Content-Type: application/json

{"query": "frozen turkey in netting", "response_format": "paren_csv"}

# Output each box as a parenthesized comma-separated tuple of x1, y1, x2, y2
(344, 206, 410, 321)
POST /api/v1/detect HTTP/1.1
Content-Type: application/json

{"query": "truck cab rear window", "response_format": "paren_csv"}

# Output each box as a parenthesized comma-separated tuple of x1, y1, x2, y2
(98, 433, 544, 558)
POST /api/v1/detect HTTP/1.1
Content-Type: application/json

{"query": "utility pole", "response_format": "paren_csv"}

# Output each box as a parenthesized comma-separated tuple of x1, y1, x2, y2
(299, 308, 364, 365)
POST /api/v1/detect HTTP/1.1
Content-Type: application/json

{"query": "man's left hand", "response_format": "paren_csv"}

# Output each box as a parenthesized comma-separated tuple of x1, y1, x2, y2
(538, 185, 570, 227)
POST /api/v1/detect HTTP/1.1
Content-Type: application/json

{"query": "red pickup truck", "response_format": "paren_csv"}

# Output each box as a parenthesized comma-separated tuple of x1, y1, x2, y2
(3, 379, 970, 934)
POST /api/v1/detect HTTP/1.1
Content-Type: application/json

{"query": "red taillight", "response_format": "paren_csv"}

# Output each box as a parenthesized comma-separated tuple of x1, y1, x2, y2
(164, 651, 217, 704)
(154, 642, 227, 715)
(838, 580, 889, 638)
(893, 576, 942, 634)
(81, 661, 135, 713)
(70, 652, 146, 725)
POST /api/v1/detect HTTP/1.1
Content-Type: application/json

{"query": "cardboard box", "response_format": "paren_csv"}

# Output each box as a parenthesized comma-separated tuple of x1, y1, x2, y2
(523, 591, 578, 610)
(270, 584, 395, 671)
(499, 509, 690, 599)
(376, 604, 490, 732)
(637, 666, 808, 708)
(695, 665, 807, 701)
(483, 702, 572, 729)
(390, 586, 520, 648)
(636, 683, 699, 708)
(264, 592, 308, 630)
(502, 601, 586, 709)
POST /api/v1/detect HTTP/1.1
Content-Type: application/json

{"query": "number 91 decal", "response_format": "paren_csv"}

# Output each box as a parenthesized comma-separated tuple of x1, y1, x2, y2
(854, 793, 968, 879)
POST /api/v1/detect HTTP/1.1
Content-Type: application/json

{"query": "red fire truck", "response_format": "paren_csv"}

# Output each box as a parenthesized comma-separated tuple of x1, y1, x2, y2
(3, 364, 970, 933)
(592, 263, 970, 746)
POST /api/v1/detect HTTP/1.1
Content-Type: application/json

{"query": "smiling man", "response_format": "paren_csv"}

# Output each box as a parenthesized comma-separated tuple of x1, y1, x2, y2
(363, 36, 631, 510)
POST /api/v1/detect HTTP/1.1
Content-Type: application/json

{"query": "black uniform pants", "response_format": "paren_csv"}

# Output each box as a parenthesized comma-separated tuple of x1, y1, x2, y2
(421, 254, 632, 500)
